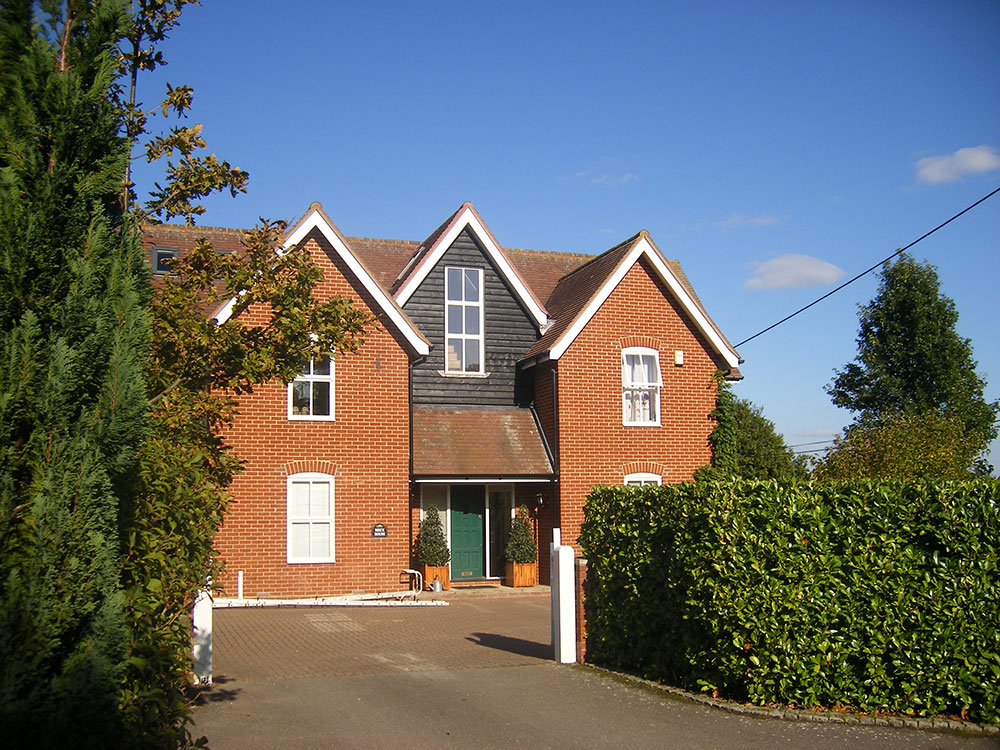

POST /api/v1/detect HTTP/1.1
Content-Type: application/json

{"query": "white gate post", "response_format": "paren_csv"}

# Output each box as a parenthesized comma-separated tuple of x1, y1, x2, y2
(192, 588, 213, 685)
(550, 528, 577, 664)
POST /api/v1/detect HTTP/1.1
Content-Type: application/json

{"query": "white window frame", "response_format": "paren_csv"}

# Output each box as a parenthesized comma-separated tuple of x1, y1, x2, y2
(624, 472, 662, 486)
(287, 356, 335, 421)
(286, 473, 335, 564)
(622, 347, 663, 426)
(444, 266, 485, 374)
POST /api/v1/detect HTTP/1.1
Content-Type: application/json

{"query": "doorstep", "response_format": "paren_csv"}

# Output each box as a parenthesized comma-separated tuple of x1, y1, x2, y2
(427, 584, 551, 599)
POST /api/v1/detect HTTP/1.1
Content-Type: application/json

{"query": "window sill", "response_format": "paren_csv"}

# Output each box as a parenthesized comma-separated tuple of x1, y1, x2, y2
(287, 558, 337, 565)
(622, 420, 661, 427)
(437, 370, 491, 379)
(287, 414, 337, 422)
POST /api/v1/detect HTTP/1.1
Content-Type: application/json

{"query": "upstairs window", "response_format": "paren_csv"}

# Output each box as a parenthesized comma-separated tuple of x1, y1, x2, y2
(287, 474, 335, 563)
(288, 356, 334, 420)
(622, 347, 662, 425)
(153, 246, 178, 274)
(445, 266, 484, 374)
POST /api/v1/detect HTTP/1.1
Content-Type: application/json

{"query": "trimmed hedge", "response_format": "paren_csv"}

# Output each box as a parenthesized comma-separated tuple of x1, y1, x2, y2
(578, 480, 1000, 723)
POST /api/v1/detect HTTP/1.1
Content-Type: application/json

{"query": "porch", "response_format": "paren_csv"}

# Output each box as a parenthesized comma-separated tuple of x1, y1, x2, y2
(411, 405, 556, 585)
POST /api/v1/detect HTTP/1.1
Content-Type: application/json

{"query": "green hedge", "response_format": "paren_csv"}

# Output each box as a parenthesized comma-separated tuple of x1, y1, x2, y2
(578, 480, 1000, 723)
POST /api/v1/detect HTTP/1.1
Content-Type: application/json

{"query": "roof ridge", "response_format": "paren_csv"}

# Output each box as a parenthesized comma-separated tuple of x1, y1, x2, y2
(143, 223, 248, 235)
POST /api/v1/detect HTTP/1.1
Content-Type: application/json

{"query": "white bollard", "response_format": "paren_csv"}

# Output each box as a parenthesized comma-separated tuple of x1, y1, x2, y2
(550, 530, 577, 664)
(192, 588, 213, 685)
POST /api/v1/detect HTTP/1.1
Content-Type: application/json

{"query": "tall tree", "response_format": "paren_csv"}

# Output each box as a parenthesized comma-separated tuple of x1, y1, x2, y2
(2, 2, 367, 747)
(0, 1, 149, 746)
(696, 378, 808, 481)
(827, 252, 998, 468)
(113, 3, 368, 746)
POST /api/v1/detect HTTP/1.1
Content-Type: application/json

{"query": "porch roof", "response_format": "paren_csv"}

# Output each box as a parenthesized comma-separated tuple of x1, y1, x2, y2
(412, 407, 554, 479)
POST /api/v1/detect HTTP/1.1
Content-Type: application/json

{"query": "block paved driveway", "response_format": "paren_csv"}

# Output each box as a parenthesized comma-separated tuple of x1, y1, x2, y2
(193, 592, 998, 749)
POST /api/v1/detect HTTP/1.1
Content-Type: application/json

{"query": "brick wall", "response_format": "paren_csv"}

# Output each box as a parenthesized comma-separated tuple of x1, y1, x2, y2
(555, 256, 721, 549)
(215, 230, 414, 598)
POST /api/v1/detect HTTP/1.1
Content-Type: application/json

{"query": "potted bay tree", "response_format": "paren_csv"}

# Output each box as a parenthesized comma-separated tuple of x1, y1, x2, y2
(504, 505, 538, 587)
(417, 503, 450, 591)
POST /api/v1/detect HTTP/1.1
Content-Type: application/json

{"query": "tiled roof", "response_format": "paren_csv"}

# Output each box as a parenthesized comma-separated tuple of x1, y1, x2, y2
(141, 211, 734, 367)
(504, 247, 595, 306)
(143, 223, 248, 254)
(522, 233, 642, 360)
(412, 407, 554, 478)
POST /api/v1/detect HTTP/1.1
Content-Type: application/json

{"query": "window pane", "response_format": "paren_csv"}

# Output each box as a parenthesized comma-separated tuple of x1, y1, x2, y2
(625, 354, 641, 385)
(290, 482, 311, 516)
(447, 339, 463, 371)
(464, 306, 479, 335)
(624, 391, 638, 422)
(447, 268, 463, 300)
(155, 249, 176, 273)
(312, 381, 330, 416)
(643, 354, 658, 385)
(465, 342, 481, 372)
(447, 304, 463, 334)
(311, 523, 330, 558)
(313, 356, 330, 376)
(639, 390, 652, 421)
(310, 481, 330, 517)
(464, 269, 479, 302)
(290, 523, 310, 559)
(292, 381, 311, 415)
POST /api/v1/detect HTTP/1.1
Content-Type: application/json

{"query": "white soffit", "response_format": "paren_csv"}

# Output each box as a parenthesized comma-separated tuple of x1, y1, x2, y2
(216, 210, 430, 357)
(394, 206, 549, 329)
(548, 236, 739, 368)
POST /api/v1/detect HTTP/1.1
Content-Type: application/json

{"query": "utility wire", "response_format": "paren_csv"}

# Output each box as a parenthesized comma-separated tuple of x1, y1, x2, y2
(734, 186, 1000, 349)
(785, 439, 837, 449)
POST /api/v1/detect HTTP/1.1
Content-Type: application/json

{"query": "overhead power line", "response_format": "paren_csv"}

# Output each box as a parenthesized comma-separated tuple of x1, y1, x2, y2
(785, 439, 837, 449)
(735, 186, 1000, 349)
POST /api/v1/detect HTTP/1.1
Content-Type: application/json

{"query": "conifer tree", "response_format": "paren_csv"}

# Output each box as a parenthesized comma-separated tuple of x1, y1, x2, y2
(0, 1, 149, 746)
(2, 3, 370, 746)
(827, 252, 998, 472)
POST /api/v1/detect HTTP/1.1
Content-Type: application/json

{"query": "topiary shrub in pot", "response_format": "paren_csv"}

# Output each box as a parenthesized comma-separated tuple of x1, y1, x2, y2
(417, 503, 450, 591)
(504, 505, 538, 587)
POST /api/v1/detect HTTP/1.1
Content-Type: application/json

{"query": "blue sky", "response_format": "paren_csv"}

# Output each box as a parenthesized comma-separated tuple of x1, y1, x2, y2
(133, 0, 1000, 468)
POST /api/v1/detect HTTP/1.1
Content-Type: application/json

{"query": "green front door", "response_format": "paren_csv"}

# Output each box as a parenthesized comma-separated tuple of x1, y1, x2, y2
(450, 485, 485, 579)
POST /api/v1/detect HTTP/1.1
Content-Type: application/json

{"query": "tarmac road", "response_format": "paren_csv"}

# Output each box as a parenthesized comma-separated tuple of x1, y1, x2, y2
(191, 591, 999, 749)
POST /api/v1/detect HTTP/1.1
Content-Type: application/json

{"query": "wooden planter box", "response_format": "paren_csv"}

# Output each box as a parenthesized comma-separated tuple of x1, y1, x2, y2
(505, 561, 538, 587)
(422, 564, 450, 591)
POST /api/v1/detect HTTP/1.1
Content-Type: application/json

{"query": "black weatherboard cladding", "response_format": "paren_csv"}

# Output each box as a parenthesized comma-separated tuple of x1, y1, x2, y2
(404, 228, 540, 407)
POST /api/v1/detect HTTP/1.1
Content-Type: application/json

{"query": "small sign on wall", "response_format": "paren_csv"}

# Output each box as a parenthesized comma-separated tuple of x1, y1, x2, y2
(371, 523, 387, 538)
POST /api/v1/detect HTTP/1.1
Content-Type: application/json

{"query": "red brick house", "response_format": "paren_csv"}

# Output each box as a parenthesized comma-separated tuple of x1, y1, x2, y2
(143, 202, 741, 598)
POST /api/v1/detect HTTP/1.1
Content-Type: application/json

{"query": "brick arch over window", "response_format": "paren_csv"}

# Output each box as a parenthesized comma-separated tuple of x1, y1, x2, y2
(618, 335, 660, 351)
(622, 461, 668, 479)
(281, 460, 338, 477)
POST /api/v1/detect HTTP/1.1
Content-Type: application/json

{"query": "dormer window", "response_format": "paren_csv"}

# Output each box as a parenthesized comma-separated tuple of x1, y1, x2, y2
(153, 246, 178, 274)
(444, 266, 484, 373)
(622, 347, 662, 425)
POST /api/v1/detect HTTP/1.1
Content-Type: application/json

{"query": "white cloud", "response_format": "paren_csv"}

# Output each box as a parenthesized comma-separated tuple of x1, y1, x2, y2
(915, 145, 1000, 184)
(589, 172, 637, 186)
(744, 253, 846, 290)
(716, 213, 784, 229)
